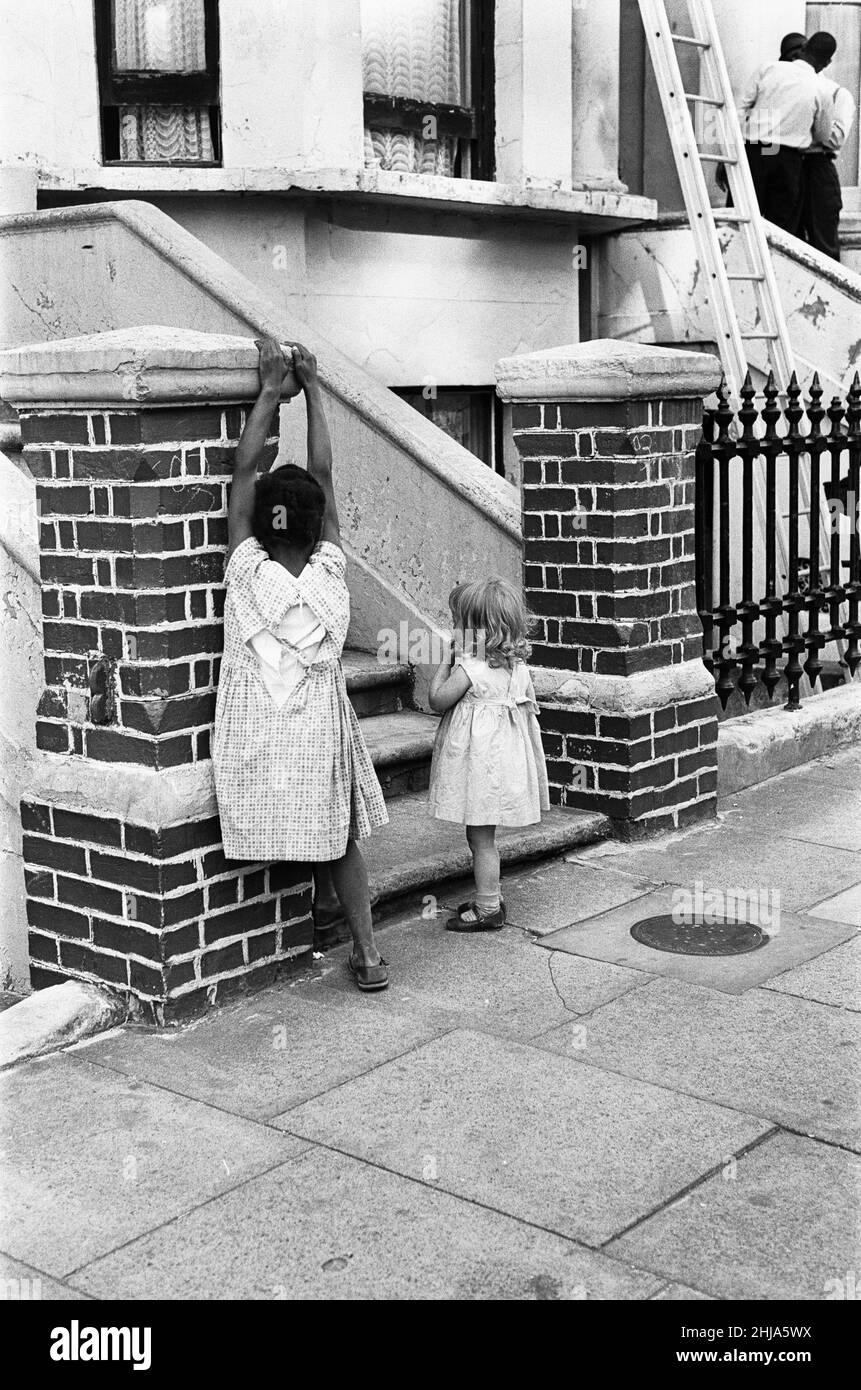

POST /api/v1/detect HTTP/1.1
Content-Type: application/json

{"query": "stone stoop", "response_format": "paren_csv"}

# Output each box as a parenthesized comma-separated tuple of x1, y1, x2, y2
(339, 647, 611, 928)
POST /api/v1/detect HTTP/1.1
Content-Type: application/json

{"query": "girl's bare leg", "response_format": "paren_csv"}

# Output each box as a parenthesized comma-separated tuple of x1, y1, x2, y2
(328, 839, 381, 967)
(465, 824, 500, 913)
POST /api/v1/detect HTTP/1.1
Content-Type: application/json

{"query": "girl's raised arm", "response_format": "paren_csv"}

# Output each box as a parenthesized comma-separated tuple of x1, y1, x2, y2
(227, 337, 297, 560)
(292, 345, 341, 550)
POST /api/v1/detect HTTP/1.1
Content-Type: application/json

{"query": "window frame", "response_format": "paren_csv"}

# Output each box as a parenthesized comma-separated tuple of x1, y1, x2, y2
(394, 384, 505, 474)
(94, 0, 222, 166)
(362, 0, 495, 181)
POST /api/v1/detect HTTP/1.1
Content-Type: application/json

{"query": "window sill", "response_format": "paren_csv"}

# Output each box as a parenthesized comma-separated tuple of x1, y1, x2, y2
(39, 164, 657, 227)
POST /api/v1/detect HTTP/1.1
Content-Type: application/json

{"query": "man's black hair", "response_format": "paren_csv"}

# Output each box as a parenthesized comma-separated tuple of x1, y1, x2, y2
(804, 31, 837, 65)
(252, 463, 325, 553)
(779, 32, 806, 60)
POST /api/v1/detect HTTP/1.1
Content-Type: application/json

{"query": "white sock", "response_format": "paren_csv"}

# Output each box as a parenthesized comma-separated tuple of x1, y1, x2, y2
(475, 890, 500, 915)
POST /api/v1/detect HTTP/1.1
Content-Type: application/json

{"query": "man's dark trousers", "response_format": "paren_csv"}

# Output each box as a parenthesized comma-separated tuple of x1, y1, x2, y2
(744, 142, 804, 232)
(800, 152, 843, 260)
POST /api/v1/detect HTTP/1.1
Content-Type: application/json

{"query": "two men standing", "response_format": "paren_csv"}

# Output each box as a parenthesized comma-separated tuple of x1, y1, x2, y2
(734, 31, 856, 260)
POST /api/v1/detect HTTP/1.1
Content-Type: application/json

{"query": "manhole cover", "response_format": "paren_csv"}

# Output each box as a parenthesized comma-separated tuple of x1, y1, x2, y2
(630, 913, 767, 957)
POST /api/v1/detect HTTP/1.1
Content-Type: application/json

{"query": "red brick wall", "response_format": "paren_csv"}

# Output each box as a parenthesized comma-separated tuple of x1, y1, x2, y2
(511, 394, 719, 837)
(20, 401, 313, 1016)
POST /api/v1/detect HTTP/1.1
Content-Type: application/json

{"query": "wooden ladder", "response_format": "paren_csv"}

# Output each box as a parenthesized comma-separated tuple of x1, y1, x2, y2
(638, 0, 795, 398)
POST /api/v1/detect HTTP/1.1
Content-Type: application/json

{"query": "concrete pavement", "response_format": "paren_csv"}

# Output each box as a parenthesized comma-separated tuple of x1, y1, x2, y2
(1, 748, 859, 1300)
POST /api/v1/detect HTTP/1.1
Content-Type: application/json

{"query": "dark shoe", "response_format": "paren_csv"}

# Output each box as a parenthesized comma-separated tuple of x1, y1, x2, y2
(446, 902, 506, 933)
(348, 953, 389, 992)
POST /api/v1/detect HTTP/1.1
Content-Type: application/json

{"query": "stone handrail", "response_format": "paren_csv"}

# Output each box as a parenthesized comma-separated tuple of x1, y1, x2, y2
(0, 200, 520, 545)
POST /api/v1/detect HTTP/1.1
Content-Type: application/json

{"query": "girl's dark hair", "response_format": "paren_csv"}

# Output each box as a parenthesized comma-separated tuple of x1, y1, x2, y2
(252, 464, 325, 553)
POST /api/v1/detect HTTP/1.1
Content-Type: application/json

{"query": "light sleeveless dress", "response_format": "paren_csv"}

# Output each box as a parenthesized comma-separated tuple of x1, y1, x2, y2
(213, 537, 388, 862)
(428, 655, 550, 827)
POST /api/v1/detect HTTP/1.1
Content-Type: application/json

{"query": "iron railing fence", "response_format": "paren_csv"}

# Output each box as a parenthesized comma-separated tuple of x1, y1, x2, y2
(696, 370, 861, 710)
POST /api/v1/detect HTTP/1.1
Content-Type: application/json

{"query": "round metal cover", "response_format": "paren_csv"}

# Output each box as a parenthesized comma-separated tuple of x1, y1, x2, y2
(629, 913, 767, 957)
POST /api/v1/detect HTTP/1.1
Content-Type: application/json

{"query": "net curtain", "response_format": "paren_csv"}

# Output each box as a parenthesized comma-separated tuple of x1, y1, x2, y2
(361, 0, 464, 176)
(113, 0, 214, 161)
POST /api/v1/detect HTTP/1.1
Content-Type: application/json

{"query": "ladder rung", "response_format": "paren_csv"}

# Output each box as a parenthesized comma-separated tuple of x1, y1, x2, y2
(713, 209, 751, 223)
(672, 34, 711, 48)
(740, 332, 779, 340)
(699, 153, 736, 163)
(685, 93, 724, 107)
(726, 273, 766, 282)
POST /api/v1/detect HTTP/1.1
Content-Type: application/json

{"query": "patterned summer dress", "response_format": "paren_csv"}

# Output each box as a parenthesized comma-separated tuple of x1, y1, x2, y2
(213, 537, 388, 861)
(427, 655, 550, 827)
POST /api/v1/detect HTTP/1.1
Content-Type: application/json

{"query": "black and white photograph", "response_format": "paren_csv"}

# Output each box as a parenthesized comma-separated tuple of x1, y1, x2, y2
(0, 0, 859, 1341)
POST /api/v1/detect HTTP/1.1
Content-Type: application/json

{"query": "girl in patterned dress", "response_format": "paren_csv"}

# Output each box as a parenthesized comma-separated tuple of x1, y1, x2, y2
(213, 338, 389, 991)
(427, 578, 550, 932)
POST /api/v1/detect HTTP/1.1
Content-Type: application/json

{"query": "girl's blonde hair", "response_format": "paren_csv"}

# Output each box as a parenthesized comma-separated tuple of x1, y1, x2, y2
(448, 577, 533, 669)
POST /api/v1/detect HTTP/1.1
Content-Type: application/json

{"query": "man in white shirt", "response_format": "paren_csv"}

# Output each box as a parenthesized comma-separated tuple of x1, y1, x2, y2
(798, 32, 856, 260)
(736, 37, 835, 232)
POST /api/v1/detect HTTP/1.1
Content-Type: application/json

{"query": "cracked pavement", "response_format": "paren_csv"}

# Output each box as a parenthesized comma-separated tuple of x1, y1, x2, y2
(1, 748, 859, 1299)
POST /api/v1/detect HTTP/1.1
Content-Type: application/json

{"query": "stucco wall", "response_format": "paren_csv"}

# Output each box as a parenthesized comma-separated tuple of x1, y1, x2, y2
(0, 449, 41, 995)
(154, 195, 580, 390)
(0, 0, 623, 204)
(597, 217, 861, 395)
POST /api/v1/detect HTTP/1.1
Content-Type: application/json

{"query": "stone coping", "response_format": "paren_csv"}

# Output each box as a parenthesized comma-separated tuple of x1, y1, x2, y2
(25, 753, 218, 830)
(28, 164, 658, 228)
(0, 327, 297, 406)
(718, 681, 861, 797)
(531, 659, 717, 715)
(495, 339, 723, 403)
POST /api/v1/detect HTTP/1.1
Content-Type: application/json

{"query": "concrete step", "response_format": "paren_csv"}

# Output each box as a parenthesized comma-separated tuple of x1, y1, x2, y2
(343, 648, 412, 718)
(360, 711, 439, 799)
(363, 792, 610, 912)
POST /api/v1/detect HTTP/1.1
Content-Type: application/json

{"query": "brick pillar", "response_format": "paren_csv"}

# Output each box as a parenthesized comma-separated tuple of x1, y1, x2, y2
(495, 340, 724, 838)
(0, 328, 313, 1020)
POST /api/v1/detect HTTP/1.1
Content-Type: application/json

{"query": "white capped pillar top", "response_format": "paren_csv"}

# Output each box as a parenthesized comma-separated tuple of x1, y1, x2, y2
(495, 339, 723, 403)
(0, 326, 286, 407)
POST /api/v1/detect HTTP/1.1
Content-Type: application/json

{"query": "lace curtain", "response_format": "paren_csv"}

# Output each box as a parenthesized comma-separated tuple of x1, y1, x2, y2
(113, 0, 213, 162)
(361, 0, 463, 177)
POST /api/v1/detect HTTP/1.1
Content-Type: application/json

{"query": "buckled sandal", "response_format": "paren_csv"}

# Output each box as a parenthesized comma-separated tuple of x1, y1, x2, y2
(456, 897, 507, 924)
(347, 953, 389, 992)
(446, 902, 506, 933)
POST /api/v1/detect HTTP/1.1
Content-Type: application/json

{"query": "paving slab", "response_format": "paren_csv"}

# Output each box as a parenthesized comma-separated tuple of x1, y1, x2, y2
(538, 978, 861, 1151)
(0, 1253, 89, 1301)
(69, 1147, 663, 1302)
(650, 1282, 714, 1300)
(807, 883, 861, 927)
(537, 888, 856, 994)
(0, 1053, 305, 1277)
(307, 910, 652, 1035)
(763, 935, 861, 1011)
(80, 978, 451, 1120)
(566, 824, 861, 915)
(720, 772, 861, 853)
(801, 745, 861, 792)
(479, 857, 657, 938)
(609, 1132, 861, 1301)
(273, 1029, 769, 1248)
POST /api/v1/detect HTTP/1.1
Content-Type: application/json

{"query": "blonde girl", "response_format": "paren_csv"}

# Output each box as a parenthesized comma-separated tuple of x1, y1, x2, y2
(427, 577, 549, 930)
